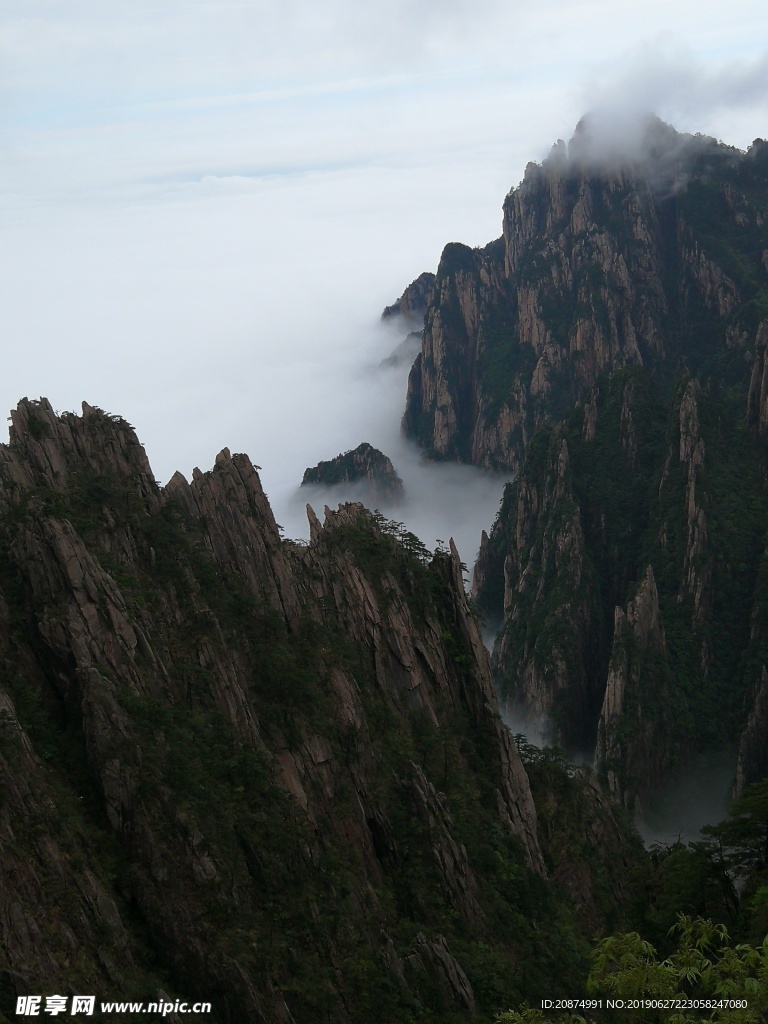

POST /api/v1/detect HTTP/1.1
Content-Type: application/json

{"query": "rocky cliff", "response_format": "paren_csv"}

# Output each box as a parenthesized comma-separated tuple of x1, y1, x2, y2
(475, 343, 768, 809)
(401, 116, 768, 473)
(395, 115, 768, 811)
(594, 566, 673, 816)
(0, 398, 643, 1022)
(381, 272, 436, 329)
(301, 442, 404, 505)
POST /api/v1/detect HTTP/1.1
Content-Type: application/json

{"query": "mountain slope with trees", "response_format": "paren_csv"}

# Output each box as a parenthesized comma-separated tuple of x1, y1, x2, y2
(0, 397, 644, 1022)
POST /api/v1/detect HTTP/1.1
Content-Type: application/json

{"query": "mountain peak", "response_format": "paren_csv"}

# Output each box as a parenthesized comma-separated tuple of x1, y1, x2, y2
(301, 441, 405, 505)
(538, 111, 719, 180)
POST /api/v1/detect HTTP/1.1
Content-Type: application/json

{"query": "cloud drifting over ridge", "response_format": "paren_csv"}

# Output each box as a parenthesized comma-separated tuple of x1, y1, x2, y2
(582, 41, 768, 141)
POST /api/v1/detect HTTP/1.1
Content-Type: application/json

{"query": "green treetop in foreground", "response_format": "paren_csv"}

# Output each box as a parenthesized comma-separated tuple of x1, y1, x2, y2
(496, 916, 768, 1024)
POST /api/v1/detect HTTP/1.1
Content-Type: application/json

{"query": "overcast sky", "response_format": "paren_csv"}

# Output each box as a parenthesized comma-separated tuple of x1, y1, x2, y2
(2, 0, 767, 553)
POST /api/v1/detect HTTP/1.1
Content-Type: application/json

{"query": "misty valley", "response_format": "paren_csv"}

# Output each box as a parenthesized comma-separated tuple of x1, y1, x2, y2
(2, 114, 768, 1022)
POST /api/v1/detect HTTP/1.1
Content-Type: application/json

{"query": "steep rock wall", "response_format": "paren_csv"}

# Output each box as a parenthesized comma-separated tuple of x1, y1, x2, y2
(475, 344, 768, 809)
(594, 566, 674, 814)
(0, 397, 636, 1022)
(402, 120, 768, 473)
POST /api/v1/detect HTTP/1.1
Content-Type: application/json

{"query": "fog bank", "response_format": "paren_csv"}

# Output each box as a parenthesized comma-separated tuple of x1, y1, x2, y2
(273, 325, 509, 573)
(637, 750, 735, 847)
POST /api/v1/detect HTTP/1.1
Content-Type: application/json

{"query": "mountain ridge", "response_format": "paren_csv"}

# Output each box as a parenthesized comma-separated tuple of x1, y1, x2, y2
(383, 115, 768, 819)
(0, 396, 643, 1021)
(398, 116, 768, 473)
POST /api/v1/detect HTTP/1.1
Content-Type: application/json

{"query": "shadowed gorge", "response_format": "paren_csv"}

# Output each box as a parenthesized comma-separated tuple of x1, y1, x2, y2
(474, 365, 768, 814)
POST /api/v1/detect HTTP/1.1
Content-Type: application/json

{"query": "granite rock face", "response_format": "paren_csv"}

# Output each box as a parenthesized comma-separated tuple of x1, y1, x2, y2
(594, 566, 673, 815)
(394, 116, 768, 813)
(301, 442, 405, 506)
(474, 327, 768, 811)
(401, 117, 768, 473)
(381, 271, 436, 329)
(0, 397, 635, 1021)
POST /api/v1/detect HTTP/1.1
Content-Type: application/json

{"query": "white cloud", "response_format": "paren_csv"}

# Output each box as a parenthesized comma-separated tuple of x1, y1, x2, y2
(582, 40, 768, 137)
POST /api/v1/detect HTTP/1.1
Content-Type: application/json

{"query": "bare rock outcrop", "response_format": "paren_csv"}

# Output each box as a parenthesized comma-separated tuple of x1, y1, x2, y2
(482, 425, 599, 750)
(301, 442, 405, 506)
(381, 271, 436, 328)
(594, 566, 673, 815)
